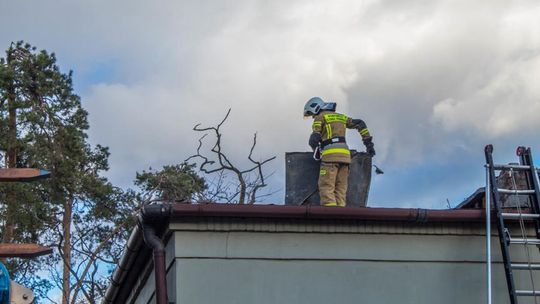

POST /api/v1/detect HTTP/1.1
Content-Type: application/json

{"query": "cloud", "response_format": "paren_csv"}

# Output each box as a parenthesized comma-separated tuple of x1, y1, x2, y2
(432, 55, 540, 137)
(2, 0, 540, 207)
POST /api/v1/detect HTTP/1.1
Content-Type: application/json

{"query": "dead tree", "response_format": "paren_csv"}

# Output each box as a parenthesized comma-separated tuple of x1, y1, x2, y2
(187, 109, 275, 204)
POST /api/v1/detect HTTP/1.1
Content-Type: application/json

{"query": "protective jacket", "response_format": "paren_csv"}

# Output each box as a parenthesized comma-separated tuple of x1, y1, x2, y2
(310, 110, 372, 164)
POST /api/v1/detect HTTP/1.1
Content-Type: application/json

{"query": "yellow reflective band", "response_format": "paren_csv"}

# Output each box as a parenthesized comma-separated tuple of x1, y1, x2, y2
(323, 202, 338, 207)
(312, 121, 322, 126)
(324, 114, 348, 123)
(325, 124, 332, 139)
(320, 169, 327, 176)
(321, 148, 351, 156)
(360, 128, 370, 136)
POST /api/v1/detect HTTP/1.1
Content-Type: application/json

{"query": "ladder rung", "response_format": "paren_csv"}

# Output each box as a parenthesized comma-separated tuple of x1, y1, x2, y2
(516, 290, 540, 296)
(512, 263, 540, 270)
(510, 238, 540, 245)
(502, 213, 540, 220)
(494, 164, 534, 171)
(497, 188, 536, 195)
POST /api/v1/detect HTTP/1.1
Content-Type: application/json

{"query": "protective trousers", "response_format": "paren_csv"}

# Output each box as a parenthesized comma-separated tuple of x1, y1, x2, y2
(318, 162, 349, 207)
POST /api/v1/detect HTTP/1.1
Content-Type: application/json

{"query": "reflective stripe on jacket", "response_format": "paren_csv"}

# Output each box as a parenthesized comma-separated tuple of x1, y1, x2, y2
(312, 111, 351, 164)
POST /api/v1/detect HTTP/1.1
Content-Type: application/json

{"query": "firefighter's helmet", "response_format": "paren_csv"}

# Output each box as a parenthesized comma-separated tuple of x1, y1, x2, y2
(304, 97, 324, 117)
(304, 97, 336, 117)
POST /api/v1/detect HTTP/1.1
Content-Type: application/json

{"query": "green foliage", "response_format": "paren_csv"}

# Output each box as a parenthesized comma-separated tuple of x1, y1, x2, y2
(0, 41, 209, 303)
(135, 163, 206, 202)
(0, 41, 133, 303)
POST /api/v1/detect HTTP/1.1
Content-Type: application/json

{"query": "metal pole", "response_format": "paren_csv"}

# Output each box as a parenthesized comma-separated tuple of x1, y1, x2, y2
(486, 164, 492, 304)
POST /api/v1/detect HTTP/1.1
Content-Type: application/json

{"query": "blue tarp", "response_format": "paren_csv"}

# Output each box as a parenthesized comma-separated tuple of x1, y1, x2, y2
(0, 262, 9, 304)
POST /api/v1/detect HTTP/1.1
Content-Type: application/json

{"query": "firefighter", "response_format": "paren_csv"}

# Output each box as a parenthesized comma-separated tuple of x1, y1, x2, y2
(303, 97, 375, 207)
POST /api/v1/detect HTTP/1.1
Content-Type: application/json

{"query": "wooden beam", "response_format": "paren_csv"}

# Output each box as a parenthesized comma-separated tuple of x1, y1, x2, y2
(0, 168, 51, 182)
(0, 243, 53, 258)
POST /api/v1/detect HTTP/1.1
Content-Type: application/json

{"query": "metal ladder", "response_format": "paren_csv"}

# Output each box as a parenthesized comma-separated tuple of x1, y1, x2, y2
(485, 145, 540, 303)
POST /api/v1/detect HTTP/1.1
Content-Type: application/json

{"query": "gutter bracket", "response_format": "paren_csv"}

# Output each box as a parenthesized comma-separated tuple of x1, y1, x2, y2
(416, 209, 428, 223)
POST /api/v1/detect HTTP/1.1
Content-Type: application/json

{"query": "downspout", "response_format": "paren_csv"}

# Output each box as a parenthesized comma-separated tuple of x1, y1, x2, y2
(138, 204, 172, 304)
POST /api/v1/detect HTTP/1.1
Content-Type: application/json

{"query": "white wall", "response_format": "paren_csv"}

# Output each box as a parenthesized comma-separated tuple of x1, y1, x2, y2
(168, 220, 540, 304)
(126, 219, 540, 304)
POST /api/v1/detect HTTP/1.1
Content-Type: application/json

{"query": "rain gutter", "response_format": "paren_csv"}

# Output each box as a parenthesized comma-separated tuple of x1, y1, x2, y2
(170, 204, 489, 222)
(139, 204, 171, 304)
(102, 204, 171, 304)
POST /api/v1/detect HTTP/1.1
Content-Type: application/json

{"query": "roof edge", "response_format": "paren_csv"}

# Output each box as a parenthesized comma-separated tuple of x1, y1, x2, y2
(171, 204, 487, 222)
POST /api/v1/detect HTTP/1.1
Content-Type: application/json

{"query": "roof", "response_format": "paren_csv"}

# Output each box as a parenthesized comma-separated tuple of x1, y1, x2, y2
(103, 204, 489, 303)
(456, 167, 540, 209)
(455, 187, 485, 209)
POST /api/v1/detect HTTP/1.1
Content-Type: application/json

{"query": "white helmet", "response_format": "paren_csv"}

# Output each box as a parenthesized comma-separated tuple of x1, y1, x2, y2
(303, 97, 336, 117)
(304, 97, 324, 117)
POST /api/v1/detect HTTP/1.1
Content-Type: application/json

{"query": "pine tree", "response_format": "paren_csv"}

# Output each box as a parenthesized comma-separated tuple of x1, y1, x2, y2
(0, 41, 129, 303)
(1, 42, 208, 303)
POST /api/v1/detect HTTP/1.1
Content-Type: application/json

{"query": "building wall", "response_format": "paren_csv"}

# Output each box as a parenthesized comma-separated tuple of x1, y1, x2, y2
(167, 219, 540, 304)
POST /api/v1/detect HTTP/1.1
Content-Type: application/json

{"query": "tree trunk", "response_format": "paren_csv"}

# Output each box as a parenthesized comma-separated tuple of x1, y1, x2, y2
(2, 60, 17, 243)
(62, 198, 73, 304)
(238, 173, 246, 204)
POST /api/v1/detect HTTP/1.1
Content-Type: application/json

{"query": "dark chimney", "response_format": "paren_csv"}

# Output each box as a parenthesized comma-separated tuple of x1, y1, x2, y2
(285, 151, 372, 207)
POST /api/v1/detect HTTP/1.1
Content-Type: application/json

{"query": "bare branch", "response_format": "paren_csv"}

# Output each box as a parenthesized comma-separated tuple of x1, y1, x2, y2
(69, 222, 127, 304)
(188, 109, 275, 204)
(247, 133, 276, 204)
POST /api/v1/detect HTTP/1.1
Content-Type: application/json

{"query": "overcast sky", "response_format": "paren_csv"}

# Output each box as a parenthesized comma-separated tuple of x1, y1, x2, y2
(2, 0, 540, 209)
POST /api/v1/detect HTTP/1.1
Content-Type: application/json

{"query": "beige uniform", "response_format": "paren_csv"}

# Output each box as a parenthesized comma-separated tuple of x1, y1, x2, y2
(312, 111, 371, 207)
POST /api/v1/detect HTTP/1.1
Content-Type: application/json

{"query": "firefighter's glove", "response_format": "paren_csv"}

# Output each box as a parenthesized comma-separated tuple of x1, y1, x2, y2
(363, 136, 376, 157)
(367, 145, 376, 157)
(309, 133, 322, 151)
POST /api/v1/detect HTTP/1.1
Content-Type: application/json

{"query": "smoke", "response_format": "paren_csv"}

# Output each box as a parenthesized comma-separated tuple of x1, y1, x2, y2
(2, 0, 540, 207)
